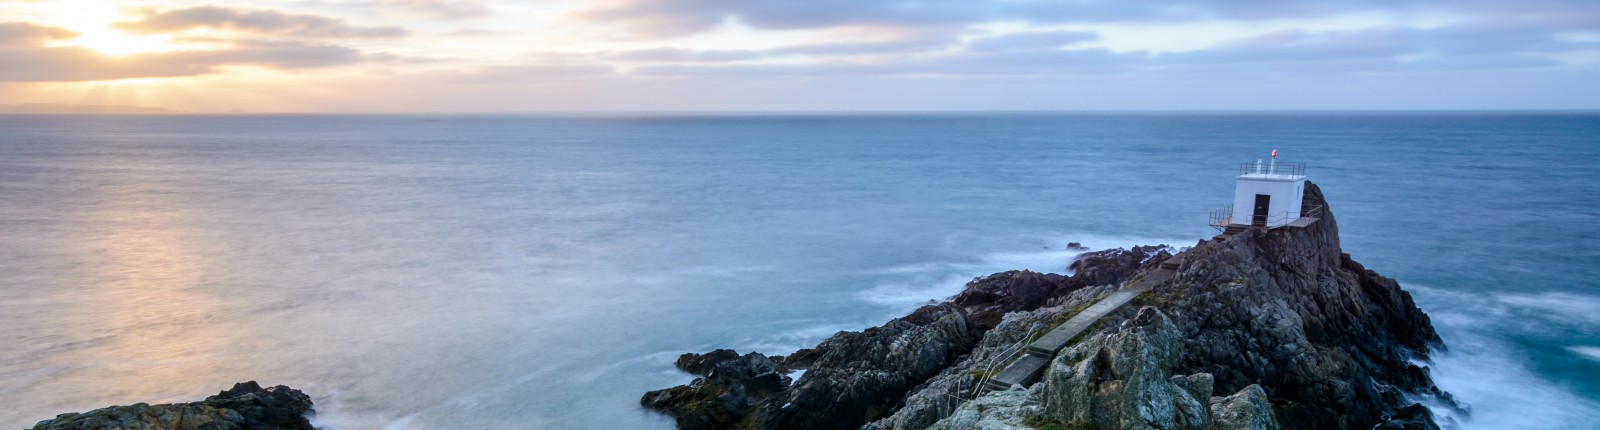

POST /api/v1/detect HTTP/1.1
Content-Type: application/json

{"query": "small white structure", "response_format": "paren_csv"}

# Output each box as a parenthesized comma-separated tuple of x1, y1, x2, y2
(1211, 154, 1308, 230)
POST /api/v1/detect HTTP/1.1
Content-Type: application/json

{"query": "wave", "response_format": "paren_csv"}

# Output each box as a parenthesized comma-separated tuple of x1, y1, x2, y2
(1492, 292, 1600, 326)
(1568, 346, 1600, 363)
(857, 232, 1191, 310)
(1404, 283, 1600, 429)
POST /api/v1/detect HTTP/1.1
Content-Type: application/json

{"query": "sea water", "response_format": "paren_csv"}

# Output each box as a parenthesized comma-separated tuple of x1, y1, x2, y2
(0, 113, 1595, 429)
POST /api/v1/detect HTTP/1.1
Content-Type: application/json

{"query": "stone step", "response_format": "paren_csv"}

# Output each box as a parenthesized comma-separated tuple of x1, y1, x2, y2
(984, 354, 1051, 392)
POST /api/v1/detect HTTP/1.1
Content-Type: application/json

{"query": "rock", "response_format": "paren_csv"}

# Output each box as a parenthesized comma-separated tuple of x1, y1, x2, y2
(928, 389, 1035, 430)
(643, 303, 979, 430)
(1210, 385, 1278, 430)
(1064, 245, 1171, 290)
(645, 181, 1456, 430)
(1066, 242, 1089, 251)
(30, 381, 314, 430)
(862, 293, 1111, 430)
(748, 303, 979, 429)
(1038, 307, 1214, 429)
(1375, 403, 1441, 430)
(951, 270, 1067, 326)
(641, 350, 791, 430)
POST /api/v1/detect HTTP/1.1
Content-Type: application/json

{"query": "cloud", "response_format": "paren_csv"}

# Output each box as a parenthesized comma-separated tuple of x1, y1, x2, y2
(576, 0, 982, 37)
(606, 32, 955, 63)
(372, 0, 492, 19)
(0, 22, 77, 47)
(575, 0, 1600, 39)
(115, 6, 409, 39)
(0, 41, 378, 82)
(610, 47, 764, 62)
(966, 30, 1099, 52)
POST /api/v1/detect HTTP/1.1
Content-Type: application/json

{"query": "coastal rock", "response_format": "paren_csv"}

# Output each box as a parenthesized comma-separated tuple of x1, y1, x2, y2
(640, 350, 791, 430)
(642, 303, 980, 430)
(927, 389, 1035, 430)
(646, 181, 1454, 430)
(1063, 245, 1172, 291)
(861, 289, 1114, 430)
(1209, 385, 1278, 430)
(747, 303, 979, 429)
(951, 270, 1067, 326)
(1037, 307, 1215, 430)
(1374, 403, 1441, 430)
(29, 381, 314, 430)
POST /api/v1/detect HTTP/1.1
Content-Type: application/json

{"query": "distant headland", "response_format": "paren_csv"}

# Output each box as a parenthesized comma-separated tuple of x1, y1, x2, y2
(0, 103, 176, 114)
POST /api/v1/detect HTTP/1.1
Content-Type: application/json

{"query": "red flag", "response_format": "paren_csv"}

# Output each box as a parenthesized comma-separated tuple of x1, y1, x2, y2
(1271, 149, 1278, 158)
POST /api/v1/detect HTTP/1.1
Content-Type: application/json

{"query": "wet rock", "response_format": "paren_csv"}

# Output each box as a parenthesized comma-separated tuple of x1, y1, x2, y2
(1375, 403, 1441, 430)
(952, 270, 1067, 326)
(641, 350, 791, 430)
(643, 303, 979, 430)
(30, 381, 314, 430)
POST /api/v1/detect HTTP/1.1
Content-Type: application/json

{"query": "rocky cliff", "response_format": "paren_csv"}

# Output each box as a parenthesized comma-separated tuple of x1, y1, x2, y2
(27, 382, 315, 430)
(642, 182, 1458, 430)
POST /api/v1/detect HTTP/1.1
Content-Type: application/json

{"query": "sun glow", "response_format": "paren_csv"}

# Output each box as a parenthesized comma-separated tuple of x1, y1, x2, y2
(30, 1, 179, 56)
(66, 28, 177, 55)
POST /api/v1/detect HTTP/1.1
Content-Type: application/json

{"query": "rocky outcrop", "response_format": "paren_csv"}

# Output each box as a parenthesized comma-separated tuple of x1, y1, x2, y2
(645, 181, 1453, 430)
(29, 382, 315, 430)
(1209, 385, 1278, 430)
(1037, 307, 1214, 429)
(641, 349, 792, 430)
(641, 303, 981, 430)
(951, 270, 1066, 326)
(916, 182, 1454, 430)
(951, 244, 1169, 328)
(1374, 404, 1442, 430)
(644, 250, 1147, 430)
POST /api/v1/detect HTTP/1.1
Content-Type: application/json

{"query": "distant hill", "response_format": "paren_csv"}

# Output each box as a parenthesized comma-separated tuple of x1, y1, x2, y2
(0, 103, 177, 114)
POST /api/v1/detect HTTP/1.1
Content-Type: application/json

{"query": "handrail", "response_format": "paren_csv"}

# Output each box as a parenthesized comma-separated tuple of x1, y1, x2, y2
(972, 326, 1040, 398)
(1238, 161, 1305, 177)
(1209, 206, 1234, 228)
(1211, 203, 1323, 231)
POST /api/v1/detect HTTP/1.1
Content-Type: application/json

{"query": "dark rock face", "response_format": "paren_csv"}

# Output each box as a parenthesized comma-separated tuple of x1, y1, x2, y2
(30, 381, 314, 430)
(951, 245, 1168, 328)
(951, 270, 1066, 326)
(1065, 245, 1172, 290)
(1154, 183, 1456, 429)
(641, 350, 792, 430)
(643, 303, 981, 430)
(1375, 404, 1442, 430)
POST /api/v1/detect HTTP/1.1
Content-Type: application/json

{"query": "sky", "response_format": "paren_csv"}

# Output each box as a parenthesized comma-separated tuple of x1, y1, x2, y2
(0, 0, 1597, 112)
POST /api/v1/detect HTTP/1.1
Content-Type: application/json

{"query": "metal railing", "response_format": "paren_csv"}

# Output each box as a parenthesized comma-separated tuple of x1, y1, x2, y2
(1237, 160, 1305, 177)
(1209, 203, 1324, 231)
(1209, 206, 1234, 229)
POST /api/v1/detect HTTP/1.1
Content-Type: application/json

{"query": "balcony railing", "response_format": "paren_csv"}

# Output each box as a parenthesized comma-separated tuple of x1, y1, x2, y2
(1209, 204, 1325, 231)
(1238, 160, 1305, 178)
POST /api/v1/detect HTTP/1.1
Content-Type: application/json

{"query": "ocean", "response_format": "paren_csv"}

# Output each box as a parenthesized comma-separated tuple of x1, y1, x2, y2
(0, 113, 1595, 429)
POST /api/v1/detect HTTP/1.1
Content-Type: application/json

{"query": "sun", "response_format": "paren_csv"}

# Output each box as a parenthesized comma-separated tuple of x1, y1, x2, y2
(29, 2, 179, 56)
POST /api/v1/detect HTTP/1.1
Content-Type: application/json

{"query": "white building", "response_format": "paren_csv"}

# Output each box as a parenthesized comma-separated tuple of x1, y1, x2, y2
(1211, 158, 1307, 230)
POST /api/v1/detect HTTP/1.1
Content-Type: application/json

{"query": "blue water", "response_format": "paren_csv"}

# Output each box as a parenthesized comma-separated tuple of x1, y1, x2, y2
(0, 113, 1595, 429)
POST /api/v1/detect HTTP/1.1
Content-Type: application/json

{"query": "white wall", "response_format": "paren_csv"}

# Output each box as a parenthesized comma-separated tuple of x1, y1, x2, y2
(1230, 176, 1306, 227)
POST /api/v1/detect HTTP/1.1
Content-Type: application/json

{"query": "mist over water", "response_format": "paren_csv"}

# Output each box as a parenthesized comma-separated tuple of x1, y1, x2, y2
(0, 113, 1595, 429)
